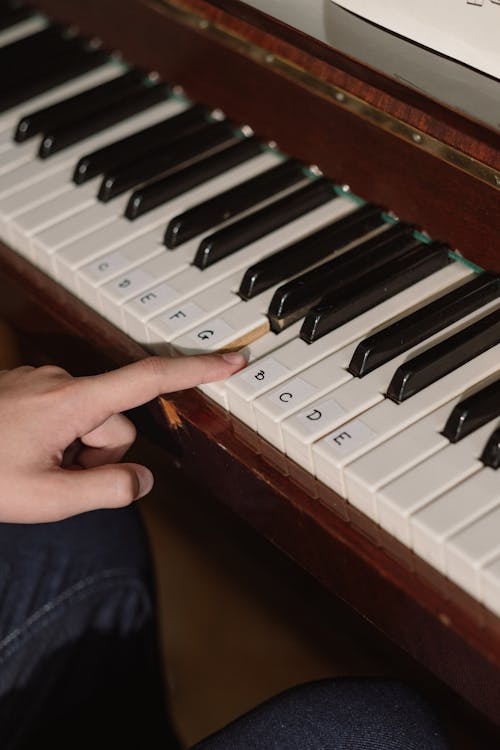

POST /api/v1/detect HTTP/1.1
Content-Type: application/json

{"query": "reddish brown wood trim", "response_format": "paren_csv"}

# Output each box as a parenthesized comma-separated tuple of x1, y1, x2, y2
(168, 0, 500, 162)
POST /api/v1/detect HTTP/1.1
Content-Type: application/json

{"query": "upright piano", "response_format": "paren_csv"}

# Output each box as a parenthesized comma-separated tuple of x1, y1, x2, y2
(0, 0, 499, 735)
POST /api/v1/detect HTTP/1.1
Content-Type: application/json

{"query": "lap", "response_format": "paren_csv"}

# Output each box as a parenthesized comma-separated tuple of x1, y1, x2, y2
(0, 507, 172, 750)
(0, 510, 450, 750)
(193, 678, 450, 750)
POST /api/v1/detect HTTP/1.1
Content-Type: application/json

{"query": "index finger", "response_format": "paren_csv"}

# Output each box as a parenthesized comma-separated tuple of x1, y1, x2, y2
(73, 352, 246, 426)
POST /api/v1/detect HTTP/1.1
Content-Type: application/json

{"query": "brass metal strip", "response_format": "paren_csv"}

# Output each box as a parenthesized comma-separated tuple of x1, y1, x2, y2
(153, 0, 500, 190)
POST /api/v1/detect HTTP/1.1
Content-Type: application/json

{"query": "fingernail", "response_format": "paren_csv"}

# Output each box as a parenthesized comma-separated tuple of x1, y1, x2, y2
(221, 351, 247, 366)
(135, 466, 154, 499)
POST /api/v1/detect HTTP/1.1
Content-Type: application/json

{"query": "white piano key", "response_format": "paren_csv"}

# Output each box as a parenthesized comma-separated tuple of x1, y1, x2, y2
(410, 467, 500, 573)
(98, 244, 197, 324)
(255, 370, 334, 450)
(481, 556, 500, 617)
(31, 197, 127, 271)
(0, 15, 47, 50)
(0, 167, 77, 237)
(127, 270, 242, 344)
(374, 416, 499, 544)
(77, 151, 281, 299)
(311, 343, 500, 494)
(302, 294, 500, 439)
(104, 198, 353, 337)
(281, 372, 356, 469)
(0, 97, 186, 201)
(0, 127, 15, 148)
(51, 200, 170, 282)
(282, 294, 499, 476)
(0, 135, 39, 174)
(344, 402, 454, 523)
(171, 289, 278, 355)
(56, 149, 283, 285)
(198, 323, 302, 408)
(9, 178, 99, 255)
(225, 262, 472, 427)
(76, 227, 166, 305)
(446, 499, 500, 599)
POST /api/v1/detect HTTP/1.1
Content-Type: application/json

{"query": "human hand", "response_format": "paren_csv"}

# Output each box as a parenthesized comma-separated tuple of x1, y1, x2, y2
(0, 353, 245, 523)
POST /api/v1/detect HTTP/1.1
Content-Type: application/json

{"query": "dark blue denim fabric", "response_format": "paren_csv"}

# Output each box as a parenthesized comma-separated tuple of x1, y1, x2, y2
(0, 506, 178, 750)
(193, 678, 450, 750)
(0, 507, 450, 750)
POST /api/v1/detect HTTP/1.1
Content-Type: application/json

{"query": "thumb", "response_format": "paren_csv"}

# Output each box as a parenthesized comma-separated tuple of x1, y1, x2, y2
(42, 463, 154, 520)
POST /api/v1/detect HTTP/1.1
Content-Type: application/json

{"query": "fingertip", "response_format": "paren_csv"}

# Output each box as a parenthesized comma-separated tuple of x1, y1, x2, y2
(220, 351, 247, 370)
(134, 465, 154, 499)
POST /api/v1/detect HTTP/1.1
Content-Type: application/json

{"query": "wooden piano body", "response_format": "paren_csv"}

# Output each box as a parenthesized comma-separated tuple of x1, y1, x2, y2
(1, 0, 499, 735)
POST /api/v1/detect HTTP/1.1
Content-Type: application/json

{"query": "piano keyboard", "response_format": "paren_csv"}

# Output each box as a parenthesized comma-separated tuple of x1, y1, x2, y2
(1, 8, 499, 615)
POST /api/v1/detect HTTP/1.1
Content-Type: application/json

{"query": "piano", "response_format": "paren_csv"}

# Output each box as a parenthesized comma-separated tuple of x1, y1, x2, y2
(0, 0, 499, 736)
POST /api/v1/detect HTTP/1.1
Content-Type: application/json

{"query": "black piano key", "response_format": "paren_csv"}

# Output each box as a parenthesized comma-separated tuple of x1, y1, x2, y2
(97, 119, 236, 202)
(0, 24, 69, 73)
(387, 306, 500, 403)
(0, 3, 33, 31)
(14, 69, 147, 142)
(241, 203, 388, 304)
(164, 159, 307, 249)
(442, 377, 500, 443)
(72, 104, 208, 184)
(300, 241, 449, 344)
(38, 82, 169, 158)
(349, 271, 500, 377)
(193, 177, 335, 270)
(0, 41, 109, 112)
(481, 426, 500, 469)
(125, 136, 263, 220)
(266, 222, 414, 332)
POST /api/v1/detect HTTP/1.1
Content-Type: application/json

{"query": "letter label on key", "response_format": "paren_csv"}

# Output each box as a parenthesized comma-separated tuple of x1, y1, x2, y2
(307, 409, 322, 421)
(267, 376, 318, 410)
(189, 319, 235, 349)
(140, 291, 157, 304)
(129, 282, 178, 314)
(320, 419, 376, 456)
(155, 302, 205, 336)
(238, 357, 291, 390)
(333, 431, 351, 446)
(198, 329, 214, 341)
(294, 397, 346, 435)
(84, 252, 130, 284)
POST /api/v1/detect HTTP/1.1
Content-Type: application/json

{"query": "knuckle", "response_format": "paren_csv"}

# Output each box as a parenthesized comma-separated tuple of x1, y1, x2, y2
(36, 364, 71, 380)
(139, 356, 166, 385)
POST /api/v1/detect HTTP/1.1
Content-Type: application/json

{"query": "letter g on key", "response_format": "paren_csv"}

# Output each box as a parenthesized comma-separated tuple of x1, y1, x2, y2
(197, 329, 214, 341)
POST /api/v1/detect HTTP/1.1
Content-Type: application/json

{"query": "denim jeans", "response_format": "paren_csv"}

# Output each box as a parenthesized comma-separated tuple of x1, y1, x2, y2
(0, 507, 449, 750)
(0, 506, 178, 749)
